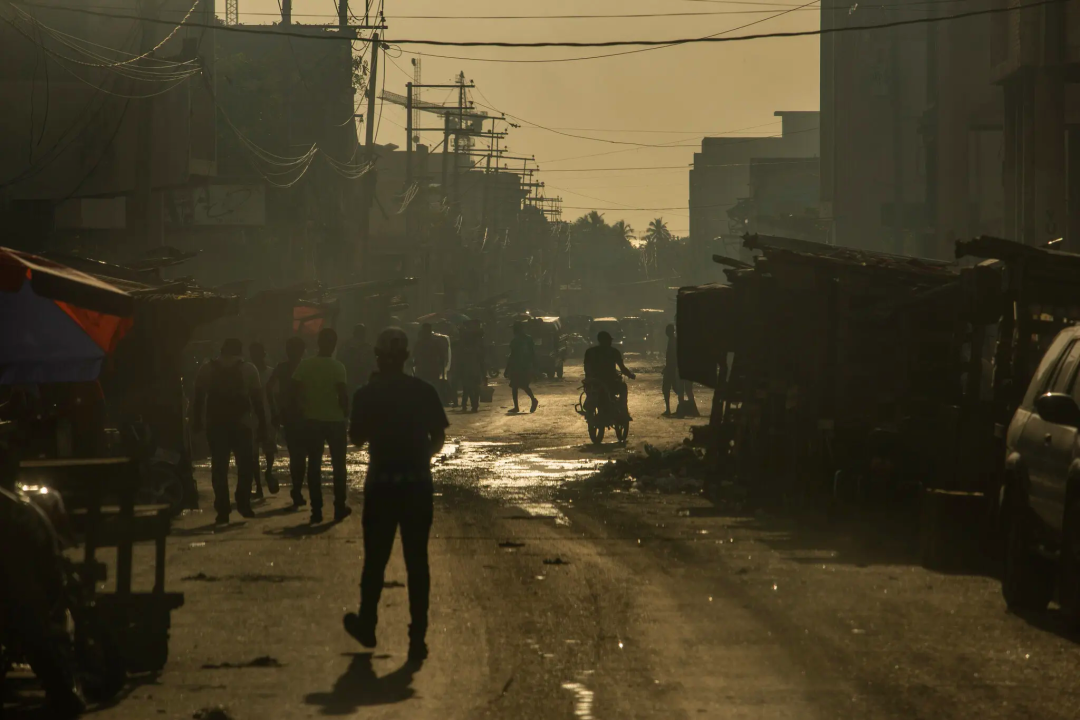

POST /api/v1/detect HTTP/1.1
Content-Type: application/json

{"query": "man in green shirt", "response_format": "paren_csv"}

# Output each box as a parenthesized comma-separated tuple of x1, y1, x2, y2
(292, 328, 351, 524)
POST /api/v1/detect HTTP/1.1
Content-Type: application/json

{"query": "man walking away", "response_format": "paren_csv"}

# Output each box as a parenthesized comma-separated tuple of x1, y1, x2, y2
(339, 323, 375, 394)
(249, 342, 279, 496)
(266, 336, 308, 509)
(292, 328, 351, 524)
(457, 320, 485, 412)
(344, 328, 448, 665)
(662, 324, 685, 417)
(192, 338, 267, 524)
(505, 321, 538, 413)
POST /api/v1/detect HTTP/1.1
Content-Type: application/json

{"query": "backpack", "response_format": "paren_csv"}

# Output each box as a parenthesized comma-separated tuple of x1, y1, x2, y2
(205, 359, 251, 426)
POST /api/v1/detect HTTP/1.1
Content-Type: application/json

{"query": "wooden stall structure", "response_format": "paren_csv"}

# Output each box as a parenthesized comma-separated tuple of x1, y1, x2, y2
(691, 234, 959, 505)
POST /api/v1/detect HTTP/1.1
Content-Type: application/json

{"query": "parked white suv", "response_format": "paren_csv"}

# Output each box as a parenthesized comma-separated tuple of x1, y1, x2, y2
(1002, 326, 1080, 625)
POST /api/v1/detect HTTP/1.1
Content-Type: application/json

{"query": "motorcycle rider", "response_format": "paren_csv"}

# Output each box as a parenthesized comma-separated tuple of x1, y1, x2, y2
(583, 331, 636, 416)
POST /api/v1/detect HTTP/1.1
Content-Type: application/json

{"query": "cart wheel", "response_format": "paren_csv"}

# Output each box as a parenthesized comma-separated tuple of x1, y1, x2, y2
(588, 422, 605, 444)
(614, 421, 629, 443)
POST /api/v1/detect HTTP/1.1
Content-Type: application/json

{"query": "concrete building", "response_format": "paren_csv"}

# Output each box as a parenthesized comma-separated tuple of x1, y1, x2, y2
(991, 3, 1080, 251)
(819, 0, 1080, 257)
(0, 0, 217, 252)
(689, 111, 819, 258)
(820, 1, 933, 256)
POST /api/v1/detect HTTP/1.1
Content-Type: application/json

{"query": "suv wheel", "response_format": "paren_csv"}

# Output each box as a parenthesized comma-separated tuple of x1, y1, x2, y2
(1001, 490, 1055, 612)
(1059, 497, 1080, 629)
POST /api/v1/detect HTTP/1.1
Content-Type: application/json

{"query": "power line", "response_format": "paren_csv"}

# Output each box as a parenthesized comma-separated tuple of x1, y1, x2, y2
(16, 0, 1066, 50)
(76, 0, 980, 16)
(515, 123, 778, 135)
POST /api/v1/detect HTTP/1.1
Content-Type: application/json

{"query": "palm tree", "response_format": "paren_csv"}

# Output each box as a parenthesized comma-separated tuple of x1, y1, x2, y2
(573, 210, 608, 233)
(611, 220, 635, 242)
(642, 217, 672, 244)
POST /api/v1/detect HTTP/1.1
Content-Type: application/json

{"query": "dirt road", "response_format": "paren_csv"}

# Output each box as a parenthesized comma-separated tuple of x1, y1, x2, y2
(7, 360, 1080, 719)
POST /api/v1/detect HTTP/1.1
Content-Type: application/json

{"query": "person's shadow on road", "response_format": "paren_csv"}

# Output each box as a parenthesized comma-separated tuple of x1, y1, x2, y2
(304, 652, 418, 714)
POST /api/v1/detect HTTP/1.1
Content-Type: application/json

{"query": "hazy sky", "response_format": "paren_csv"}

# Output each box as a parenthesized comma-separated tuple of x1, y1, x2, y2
(234, 0, 820, 236)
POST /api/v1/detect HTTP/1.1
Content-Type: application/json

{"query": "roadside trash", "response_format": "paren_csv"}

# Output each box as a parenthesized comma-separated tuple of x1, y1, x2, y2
(194, 707, 234, 720)
(590, 443, 707, 494)
(499, 541, 526, 548)
(182, 572, 215, 582)
(543, 557, 570, 565)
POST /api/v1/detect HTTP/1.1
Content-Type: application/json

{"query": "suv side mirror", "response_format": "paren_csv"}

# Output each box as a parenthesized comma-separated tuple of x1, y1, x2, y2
(1034, 392, 1080, 426)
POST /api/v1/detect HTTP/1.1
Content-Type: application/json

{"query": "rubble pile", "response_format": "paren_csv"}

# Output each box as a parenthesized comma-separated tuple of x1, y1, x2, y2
(593, 444, 707, 494)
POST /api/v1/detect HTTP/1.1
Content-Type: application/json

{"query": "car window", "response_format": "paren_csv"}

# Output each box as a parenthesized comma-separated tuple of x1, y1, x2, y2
(1047, 341, 1080, 394)
(1023, 332, 1076, 408)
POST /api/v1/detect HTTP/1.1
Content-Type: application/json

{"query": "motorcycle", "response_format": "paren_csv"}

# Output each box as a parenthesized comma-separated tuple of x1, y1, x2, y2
(575, 376, 631, 444)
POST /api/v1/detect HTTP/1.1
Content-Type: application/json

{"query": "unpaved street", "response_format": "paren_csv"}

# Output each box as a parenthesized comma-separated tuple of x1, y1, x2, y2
(10, 360, 1080, 720)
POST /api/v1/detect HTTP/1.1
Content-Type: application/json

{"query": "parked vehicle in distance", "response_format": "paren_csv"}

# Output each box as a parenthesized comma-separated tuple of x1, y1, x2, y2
(620, 316, 651, 354)
(1001, 325, 1080, 627)
(526, 317, 567, 379)
(560, 314, 593, 341)
(588, 317, 623, 346)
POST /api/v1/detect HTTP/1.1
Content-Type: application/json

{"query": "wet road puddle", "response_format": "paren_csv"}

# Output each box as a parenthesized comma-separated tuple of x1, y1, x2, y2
(434, 440, 606, 524)
(199, 439, 606, 524)
(561, 681, 597, 719)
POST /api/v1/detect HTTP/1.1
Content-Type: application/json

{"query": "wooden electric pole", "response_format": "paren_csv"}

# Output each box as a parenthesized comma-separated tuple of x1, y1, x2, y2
(358, 31, 380, 274)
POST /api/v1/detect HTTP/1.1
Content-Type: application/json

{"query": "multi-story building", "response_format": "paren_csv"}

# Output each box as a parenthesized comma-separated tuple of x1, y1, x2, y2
(689, 111, 819, 258)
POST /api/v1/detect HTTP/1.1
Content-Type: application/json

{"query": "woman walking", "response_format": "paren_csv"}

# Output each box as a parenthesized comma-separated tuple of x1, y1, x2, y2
(504, 322, 538, 413)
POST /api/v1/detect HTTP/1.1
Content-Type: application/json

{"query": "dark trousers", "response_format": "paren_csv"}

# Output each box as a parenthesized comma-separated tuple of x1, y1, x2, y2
(282, 421, 307, 499)
(359, 479, 434, 638)
(305, 420, 348, 511)
(663, 368, 684, 407)
(460, 376, 481, 410)
(207, 422, 255, 515)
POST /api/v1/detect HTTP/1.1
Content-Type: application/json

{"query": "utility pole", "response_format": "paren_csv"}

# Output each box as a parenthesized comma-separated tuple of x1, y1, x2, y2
(281, 0, 290, 23)
(441, 112, 451, 197)
(358, 31, 380, 274)
(130, 0, 162, 248)
(338, 0, 348, 30)
(406, 82, 413, 188)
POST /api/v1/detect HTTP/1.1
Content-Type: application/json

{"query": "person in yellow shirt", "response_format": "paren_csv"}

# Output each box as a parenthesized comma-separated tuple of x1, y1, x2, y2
(291, 328, 350, 524)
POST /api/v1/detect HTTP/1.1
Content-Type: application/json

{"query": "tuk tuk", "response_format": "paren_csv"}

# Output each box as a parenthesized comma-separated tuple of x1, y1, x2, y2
(588, 317, 624, 347)
(527, 317, 567, 379)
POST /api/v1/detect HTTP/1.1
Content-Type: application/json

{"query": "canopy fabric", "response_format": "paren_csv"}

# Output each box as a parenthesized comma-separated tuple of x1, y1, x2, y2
(1, 248, 134, 384)
(0, 283, 132, 383)
(0, 246, 134, 317)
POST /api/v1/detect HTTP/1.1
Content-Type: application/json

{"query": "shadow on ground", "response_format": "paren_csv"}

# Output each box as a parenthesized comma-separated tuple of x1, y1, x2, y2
(304, 653, 417, 714)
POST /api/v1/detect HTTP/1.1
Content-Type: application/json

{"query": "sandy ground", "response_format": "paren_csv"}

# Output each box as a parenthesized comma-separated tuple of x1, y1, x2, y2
(6, 359, 1080, 719)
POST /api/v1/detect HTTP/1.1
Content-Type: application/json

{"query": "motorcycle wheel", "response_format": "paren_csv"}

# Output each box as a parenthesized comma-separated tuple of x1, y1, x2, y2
(585, 403, 605, 444)
(614, 421, 629, 443)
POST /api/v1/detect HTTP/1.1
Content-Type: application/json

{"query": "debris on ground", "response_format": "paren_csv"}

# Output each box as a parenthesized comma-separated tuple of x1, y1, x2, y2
(193, 706, 234, 720)
(499, 541, 526, 549)
(183, 572, 217, 582)
(201, 656, 282, 670)
(591, 443, 707, 494)
(543, 557, 570, 565)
